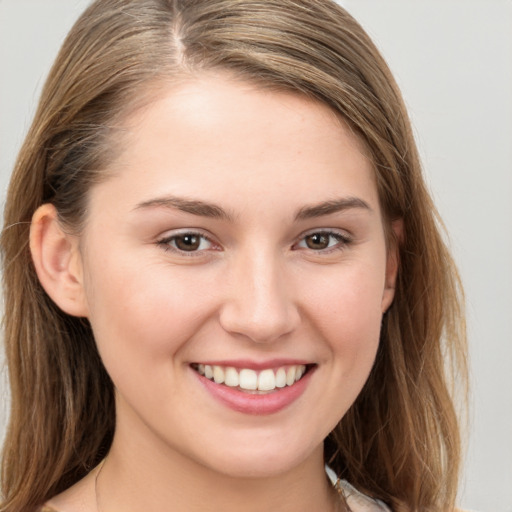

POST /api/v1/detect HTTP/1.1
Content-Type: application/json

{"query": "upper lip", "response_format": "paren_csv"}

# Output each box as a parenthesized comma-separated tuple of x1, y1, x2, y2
(190, 359, 313, 370)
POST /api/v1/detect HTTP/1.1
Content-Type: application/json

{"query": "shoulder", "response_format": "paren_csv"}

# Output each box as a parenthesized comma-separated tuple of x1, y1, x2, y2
(338, 483, 477, 512)
(325, 465, 390, 512)
(338, 479, 392, 512)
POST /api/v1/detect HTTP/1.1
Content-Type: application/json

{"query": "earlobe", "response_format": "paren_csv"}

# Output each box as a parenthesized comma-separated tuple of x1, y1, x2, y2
(381, 219, 403, 313)
(30, 204, 89, 317)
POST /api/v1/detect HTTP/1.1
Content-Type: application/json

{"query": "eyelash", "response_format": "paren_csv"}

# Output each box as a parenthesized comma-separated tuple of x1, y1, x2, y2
(156, 231, 217, 257)
(293, 230, 352, 253)
(156, 229, 352, 257)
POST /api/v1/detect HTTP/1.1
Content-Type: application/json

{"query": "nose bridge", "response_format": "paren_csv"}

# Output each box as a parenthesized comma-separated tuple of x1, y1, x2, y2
(219, 244, 299, 343)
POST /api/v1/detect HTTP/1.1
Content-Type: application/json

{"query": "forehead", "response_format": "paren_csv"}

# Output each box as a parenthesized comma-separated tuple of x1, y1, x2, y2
(93, 74, 379, 218)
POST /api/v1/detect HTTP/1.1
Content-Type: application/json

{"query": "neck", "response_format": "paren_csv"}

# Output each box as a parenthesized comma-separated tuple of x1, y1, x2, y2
(98, 422, 337, 512)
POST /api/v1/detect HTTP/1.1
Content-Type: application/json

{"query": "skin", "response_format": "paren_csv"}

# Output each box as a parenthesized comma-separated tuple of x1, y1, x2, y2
(33, 74, 399, 512)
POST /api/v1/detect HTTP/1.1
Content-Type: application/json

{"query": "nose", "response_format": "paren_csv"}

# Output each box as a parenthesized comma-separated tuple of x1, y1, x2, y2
(219, 249, 300, 344)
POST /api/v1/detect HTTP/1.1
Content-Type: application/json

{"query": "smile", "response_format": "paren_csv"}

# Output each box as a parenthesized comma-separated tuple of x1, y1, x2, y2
(191, 363, 309, 393)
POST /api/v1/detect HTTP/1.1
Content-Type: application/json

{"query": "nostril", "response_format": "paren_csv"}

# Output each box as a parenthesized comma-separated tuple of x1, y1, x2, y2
(218, 303, 300, 344)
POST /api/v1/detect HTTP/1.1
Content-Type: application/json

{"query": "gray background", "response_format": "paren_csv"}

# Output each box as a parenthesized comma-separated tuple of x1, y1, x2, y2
(1, 1, 511, 511)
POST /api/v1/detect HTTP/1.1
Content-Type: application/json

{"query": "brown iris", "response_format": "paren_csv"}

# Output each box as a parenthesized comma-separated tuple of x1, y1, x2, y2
(174, 234, 201, 251)
(304, 233, 333, 250)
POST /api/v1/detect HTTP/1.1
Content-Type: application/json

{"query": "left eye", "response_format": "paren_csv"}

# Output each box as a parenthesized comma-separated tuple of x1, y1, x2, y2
(296, 231, 349, 251)
(159, 233, 213, 253)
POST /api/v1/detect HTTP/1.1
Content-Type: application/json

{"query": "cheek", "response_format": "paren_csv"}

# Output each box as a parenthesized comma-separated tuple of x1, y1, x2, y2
(292, 262, 385, 434)
(82, 254, 216, 369)
(303, 261, 385, 366)
(82, 257, 221, 418)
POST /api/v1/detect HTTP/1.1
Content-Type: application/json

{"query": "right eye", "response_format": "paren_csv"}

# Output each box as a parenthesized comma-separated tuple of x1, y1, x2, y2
(157, 232, 217, 255)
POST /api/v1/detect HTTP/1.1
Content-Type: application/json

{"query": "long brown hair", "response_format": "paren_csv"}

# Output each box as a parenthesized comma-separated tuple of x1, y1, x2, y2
(1, 1, 467, 511)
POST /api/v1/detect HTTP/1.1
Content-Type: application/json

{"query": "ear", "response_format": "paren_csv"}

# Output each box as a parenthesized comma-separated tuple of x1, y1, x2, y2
(381, 218, 403, 313)
(30, 204, 89, 317)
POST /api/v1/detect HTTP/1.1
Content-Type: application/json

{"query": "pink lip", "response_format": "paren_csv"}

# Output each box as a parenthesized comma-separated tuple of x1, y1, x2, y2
(193, 364, 315, 415)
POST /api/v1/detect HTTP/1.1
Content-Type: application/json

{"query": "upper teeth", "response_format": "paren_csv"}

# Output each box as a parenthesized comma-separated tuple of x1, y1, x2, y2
(195, 364, 307, 392)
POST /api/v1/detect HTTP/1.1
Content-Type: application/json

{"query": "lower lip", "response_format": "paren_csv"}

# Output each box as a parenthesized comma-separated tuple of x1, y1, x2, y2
(195, 369, 314, 415)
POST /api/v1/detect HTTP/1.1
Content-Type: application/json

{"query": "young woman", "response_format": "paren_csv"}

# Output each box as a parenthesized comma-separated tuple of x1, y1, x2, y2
(0, 1, 467, 511)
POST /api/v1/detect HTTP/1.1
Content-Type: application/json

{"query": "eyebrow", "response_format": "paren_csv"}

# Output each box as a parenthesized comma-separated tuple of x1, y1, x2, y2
(134, 195, 371, 221)
(134, 196, 233, 220)
(294, 197, 372, 220)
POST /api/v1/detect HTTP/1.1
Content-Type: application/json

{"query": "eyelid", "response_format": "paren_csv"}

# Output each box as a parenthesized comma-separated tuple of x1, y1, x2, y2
(156, 229, 221, 256)
(155, 227, 352, 256)
(293, 228, 353, 252)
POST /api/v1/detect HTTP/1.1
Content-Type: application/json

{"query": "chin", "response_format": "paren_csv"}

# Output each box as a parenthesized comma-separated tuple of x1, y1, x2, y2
(194, 439, 323, 480)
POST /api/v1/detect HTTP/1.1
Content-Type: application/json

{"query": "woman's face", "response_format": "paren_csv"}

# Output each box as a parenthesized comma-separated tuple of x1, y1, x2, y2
(77, 74, 397, 477)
